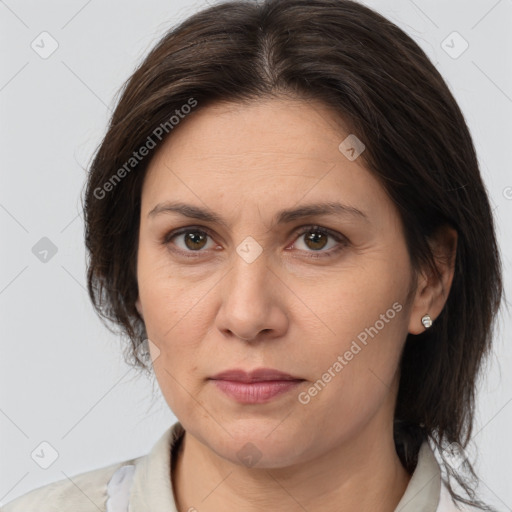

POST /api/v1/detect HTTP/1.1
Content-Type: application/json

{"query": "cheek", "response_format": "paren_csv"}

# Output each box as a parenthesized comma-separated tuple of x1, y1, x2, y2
(295, 298, 406, 443)
(297, 259, 409, 400)
(141, 281, 203, 364)
(302, 301, 406, 400)
(137, 244, 194, 339)
(137, 259, 213, 398)
(302, 256, 409, 346)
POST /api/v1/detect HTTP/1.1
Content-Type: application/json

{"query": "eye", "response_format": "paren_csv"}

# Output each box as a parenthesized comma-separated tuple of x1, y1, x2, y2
(290, 225, 349, 259)
(163, 227, 217, 255)
(162, 224, 349, 259)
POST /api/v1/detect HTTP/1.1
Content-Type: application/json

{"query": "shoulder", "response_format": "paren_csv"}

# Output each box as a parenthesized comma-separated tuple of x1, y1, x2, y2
(1, 422, 184, 512)
(438, 480, 489, 512)
(438, 481, 462, 511)
(1, 456, 142, 512)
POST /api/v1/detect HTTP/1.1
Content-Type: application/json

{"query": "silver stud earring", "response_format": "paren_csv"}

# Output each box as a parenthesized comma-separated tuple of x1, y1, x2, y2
(421, 314, 432, 329)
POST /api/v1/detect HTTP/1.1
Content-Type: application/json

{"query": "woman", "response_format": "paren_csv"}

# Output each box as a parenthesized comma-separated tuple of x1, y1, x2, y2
(2, 0, 504, 511)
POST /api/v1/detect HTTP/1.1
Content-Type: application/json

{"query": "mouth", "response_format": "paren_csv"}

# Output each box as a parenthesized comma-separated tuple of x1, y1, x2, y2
(210, 367, 303, 382)
(209, 368, 305, 403)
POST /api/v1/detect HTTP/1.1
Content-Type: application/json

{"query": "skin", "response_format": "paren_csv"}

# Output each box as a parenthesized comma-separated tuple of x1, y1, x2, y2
(135, 97, 457, 512)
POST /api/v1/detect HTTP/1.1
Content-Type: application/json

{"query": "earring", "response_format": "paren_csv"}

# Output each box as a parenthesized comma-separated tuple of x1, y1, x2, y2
(421, 314, 432, 329)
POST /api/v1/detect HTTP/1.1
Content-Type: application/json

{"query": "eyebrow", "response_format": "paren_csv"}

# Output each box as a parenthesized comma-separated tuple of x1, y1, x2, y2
(148, 200, 369, 227)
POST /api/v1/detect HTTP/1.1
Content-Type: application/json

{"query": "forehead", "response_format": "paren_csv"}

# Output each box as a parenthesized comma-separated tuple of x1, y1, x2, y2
(151, 97, 353, 164)
(141, 98, 395, 229)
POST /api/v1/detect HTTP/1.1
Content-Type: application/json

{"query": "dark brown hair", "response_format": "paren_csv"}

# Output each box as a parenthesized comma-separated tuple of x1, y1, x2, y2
(82, 0, 505, 509)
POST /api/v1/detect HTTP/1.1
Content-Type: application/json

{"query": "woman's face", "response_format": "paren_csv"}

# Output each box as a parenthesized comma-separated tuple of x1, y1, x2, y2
(136, 97, 424, 468)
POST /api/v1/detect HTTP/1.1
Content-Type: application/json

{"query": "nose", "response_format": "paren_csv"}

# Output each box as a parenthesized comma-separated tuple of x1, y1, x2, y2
(215, 252, 289, 343)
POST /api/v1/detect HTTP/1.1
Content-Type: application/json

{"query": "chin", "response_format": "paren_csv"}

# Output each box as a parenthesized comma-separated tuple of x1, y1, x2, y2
(202, 422, 313, 469)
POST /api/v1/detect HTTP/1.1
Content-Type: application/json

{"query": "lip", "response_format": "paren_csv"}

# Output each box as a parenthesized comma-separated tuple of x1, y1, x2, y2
(209, 368, 305, 404)
(212, 380, 303, 403)
(210, 368, 302, 382)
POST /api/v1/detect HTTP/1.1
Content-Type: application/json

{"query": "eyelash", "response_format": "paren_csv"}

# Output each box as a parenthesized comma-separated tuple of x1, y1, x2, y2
(162, 225, 349, 260)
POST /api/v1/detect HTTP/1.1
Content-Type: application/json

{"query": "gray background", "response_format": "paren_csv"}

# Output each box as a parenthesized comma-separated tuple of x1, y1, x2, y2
(1, 0, 511, 509)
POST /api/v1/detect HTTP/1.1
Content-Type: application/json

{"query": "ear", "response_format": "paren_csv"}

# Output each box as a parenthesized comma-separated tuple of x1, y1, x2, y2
(135, 296, 143, 319)
(408, 225, 458, 335)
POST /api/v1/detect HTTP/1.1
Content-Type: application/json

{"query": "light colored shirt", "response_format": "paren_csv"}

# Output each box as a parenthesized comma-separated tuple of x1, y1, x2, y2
(1, 421, 468, 511)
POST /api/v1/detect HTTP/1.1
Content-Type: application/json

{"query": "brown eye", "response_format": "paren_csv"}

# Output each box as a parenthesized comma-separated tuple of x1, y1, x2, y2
(164, 228, 215, 252)
(163, 224, 348, 260)
(303, 230, 329, 250)
(292, 225, 349, 258)
(183, 231, 208, 250)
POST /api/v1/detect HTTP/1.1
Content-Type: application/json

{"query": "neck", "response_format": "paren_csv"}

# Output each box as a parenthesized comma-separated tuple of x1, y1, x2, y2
(171, 419, 411, 512)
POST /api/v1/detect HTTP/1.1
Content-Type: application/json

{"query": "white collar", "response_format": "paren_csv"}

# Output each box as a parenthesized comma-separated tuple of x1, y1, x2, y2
(394, 441, 441, 511)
